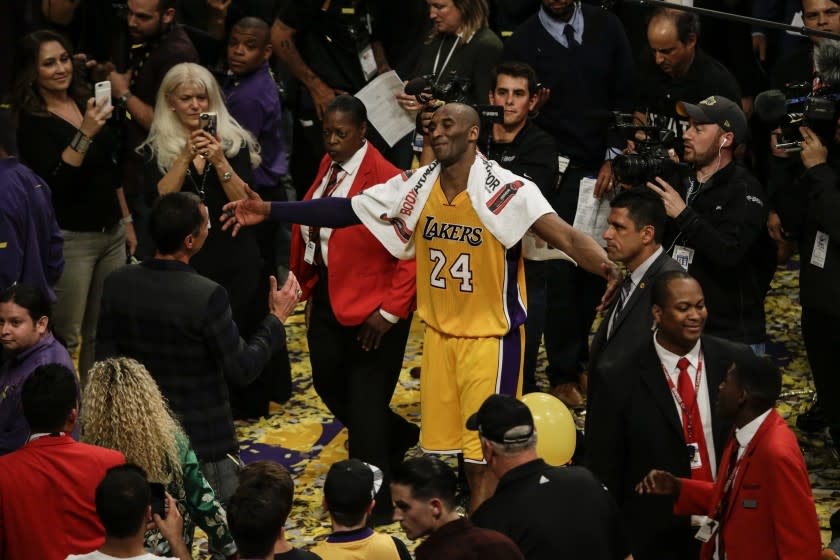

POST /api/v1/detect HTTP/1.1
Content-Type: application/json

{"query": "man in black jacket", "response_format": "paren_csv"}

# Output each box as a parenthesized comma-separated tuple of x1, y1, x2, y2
(96, 192, 300, 510)
(645, 96, 774, 351)
(587, 189, 683, 410)
(585, 271, 742, 560)
(503, 0, 636, 405)
(481, 61, 559, 395)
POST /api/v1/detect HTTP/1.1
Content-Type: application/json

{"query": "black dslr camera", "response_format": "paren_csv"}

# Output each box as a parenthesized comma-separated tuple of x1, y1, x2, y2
(408, 71, 502, 142)
(610, 113, 687, 186)
(408, 70, 473, 106)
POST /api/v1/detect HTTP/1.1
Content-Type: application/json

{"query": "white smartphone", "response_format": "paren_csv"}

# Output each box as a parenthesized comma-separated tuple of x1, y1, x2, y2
(94, 81, 112, 115)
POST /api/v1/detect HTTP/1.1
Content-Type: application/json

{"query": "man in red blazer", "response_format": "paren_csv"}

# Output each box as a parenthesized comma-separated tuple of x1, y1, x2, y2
(636, 351, 822, 560)
(0, 363, 125, 560)
(290, 95, 417, 525)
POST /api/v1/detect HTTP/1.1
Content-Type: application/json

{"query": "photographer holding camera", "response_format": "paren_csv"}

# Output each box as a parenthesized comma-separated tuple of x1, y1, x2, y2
(776, 119, 840, 477)
(645, 96, 774, 351)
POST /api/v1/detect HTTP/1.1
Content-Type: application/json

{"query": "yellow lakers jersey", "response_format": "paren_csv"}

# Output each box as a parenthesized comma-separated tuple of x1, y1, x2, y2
(415, 180, 527, 337)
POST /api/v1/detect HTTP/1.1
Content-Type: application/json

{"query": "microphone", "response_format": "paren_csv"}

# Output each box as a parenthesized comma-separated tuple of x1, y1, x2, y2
(815, 38, 840, 85)
(753, 89, 789, 125)
(404, 77, 431, 97)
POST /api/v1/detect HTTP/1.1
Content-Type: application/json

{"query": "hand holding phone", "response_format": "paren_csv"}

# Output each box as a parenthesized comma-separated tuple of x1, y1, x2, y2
(200, 111, 218, 136)
(149, 482, 166, 519)
(94, 81, 112, 115)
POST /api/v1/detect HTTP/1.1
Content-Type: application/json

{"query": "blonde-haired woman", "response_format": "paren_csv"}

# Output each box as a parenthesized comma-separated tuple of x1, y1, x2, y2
(140, 63, 274, 418)
(82, 357, 237, 557)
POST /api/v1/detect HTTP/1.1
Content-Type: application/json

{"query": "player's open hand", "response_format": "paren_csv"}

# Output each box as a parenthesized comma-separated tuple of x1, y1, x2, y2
(220, 184, 269, 236)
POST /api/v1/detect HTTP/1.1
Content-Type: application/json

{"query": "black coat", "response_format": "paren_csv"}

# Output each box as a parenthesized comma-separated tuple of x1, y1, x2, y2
(585, 335, 747, 560)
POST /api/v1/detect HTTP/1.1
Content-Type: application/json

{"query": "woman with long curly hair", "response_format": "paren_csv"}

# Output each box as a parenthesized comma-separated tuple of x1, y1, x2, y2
(82, 357, 236, 557)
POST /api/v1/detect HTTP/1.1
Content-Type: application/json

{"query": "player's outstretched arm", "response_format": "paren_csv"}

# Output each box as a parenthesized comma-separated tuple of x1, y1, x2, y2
(532, 212, 621, 311)
(220, 184, 270, 236)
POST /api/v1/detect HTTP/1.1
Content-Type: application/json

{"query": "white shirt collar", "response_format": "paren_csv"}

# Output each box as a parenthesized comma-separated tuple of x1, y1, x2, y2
(334, 140, 367, 177)
(735, 409, 772, 450)
(629, 247, 664, 286)
(653, 333, 702, 375)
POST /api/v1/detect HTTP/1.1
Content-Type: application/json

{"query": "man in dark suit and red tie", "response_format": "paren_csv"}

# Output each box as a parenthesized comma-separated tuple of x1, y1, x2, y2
(585, 270, 745, 560)
(289, 95, 417, 526)
(636, 351, 822, 560)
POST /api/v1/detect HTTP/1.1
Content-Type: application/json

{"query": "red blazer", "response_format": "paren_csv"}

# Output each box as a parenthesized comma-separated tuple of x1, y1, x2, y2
(291, 144, 416, 326)
(0, 434, 125, 560)
(674, 410, 821, 560)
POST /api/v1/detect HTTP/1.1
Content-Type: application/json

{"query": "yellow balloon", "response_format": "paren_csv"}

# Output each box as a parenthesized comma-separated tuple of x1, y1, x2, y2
(521, 393, 577, 466)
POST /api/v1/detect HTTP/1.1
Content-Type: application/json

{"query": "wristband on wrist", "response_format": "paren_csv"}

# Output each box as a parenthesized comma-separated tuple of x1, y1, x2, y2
(116, 91, 134, 107)
(70, 130, 93, 154)
(120, 215, 134, 225)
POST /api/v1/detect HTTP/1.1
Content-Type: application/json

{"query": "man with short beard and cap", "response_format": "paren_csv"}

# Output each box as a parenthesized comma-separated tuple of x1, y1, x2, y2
(645, 95, 775, 354)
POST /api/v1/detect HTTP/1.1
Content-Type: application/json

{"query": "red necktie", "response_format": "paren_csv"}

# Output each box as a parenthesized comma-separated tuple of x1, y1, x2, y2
(677, 357, 713, 482)
(311, 163, 342, 266)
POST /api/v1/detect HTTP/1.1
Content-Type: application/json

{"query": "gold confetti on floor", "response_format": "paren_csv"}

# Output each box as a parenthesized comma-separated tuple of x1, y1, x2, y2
(191, 255, 839, 557)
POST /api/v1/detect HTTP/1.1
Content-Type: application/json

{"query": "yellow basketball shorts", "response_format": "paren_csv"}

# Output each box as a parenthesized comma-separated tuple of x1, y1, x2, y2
(418, 325, 524, 462)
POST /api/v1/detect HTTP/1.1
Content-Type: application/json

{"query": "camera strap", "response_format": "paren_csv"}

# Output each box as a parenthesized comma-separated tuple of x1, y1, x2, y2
(433, 35, 460, 83)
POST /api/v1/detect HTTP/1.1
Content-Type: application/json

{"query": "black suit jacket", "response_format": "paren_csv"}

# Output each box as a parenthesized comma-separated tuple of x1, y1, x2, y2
(589, 250, 684, 378)
(584, 335, 747, 560)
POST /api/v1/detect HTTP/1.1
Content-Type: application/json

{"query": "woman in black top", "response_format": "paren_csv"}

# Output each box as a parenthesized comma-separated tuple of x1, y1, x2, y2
(394, 0, 503, 164)
(141, 62, 273, 417)
(13, 30, 135, 381)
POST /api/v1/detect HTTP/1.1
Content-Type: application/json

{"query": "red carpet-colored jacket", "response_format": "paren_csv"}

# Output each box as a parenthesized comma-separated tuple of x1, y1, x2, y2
(291, 145, 415, 325)
(0, 434, 125, 560)
(675, 410, 821, 560)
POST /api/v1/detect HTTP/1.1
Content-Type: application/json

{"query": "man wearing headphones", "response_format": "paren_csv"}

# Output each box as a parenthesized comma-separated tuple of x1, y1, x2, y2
(645, 95, 774, 353)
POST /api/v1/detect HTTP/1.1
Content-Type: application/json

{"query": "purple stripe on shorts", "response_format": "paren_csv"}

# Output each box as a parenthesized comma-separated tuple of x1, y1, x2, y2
(504, 242, 527, 329)
(498, 326, 522, 396)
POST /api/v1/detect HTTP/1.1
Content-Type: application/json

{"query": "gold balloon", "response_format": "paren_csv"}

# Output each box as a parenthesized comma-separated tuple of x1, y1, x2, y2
(521, 393, 577, 466)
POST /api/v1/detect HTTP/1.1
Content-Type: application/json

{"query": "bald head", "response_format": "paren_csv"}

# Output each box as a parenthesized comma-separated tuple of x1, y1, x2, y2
(428, 103, 480, 167)
(442, 103, 481, 128)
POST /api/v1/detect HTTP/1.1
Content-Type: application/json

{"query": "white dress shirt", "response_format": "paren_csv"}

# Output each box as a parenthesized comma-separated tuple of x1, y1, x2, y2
(734, 409, 772, 461)
(653, 335, 718, 477)
(301, 141, 368, 267)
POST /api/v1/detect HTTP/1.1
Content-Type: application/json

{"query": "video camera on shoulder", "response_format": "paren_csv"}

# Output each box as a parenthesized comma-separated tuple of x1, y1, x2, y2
(609, 112, 687, 186)
(755, 82, 840, 152)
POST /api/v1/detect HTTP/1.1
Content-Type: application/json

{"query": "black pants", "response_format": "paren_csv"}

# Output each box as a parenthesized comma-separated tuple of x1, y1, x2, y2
(544, 166, 606, 386)
(802, 306, 840, 454)
(308, 273, 417, 515)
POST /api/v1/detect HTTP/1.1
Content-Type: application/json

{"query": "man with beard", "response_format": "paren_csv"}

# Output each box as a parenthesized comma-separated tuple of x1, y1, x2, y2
(221, 103, 620, 512)
(585, 270, 744, 560)
(103, 0, 198, 258)
(502, 0, 636, 409)
(645, 96, 774, 352)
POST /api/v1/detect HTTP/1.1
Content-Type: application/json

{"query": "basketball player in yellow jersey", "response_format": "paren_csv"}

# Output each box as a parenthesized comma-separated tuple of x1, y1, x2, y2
(220, 103, 621, 512)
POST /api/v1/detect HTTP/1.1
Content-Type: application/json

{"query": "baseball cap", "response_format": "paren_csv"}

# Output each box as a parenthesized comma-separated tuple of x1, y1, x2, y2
(323, 459, 382, 514)
(676, 95, 747, 143)
(465, 394, 535, 444)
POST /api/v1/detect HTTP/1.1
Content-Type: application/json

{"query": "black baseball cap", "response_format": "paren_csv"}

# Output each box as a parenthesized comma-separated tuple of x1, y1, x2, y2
(465, 394, 535, 444)
(323, 459, 380, 514)
(676, 95, 747, 143)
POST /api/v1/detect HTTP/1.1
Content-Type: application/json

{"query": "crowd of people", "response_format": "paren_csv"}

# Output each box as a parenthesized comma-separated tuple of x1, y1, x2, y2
(1, 0, 839, 558)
